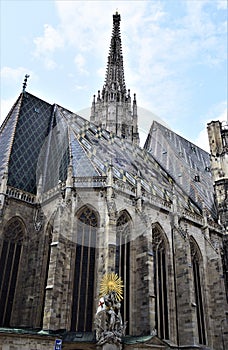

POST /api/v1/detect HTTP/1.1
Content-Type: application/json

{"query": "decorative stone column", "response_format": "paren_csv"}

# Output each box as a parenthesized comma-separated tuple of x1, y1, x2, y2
(106, 163, 117, 273)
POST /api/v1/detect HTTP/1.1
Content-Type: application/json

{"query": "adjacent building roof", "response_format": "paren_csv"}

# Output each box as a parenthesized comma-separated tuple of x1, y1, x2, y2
(145, 121, 216, 218)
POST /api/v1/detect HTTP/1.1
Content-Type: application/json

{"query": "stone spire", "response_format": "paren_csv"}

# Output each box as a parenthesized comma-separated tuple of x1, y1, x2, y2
(103, 11, 126, 101)
(90, 12, 140, 145)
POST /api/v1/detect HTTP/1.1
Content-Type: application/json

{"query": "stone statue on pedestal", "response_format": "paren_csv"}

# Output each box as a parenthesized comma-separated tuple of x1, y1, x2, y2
(95, 273, 127, 347)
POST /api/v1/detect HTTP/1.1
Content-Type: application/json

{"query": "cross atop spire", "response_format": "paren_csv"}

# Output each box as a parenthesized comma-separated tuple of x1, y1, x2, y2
(22, 74, 30, 93)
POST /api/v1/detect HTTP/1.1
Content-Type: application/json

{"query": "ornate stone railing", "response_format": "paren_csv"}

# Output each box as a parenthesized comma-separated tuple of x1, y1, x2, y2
(6, 186, 36, 204)
(41, 177, 107, 202)
(74, 176, 107, 188)
(142, 191, 172, 211)
(41, 184, 61, 202)
(181, 208, 204, 225)
(207, 218, 222, 231)
(113, 178, 136, 196)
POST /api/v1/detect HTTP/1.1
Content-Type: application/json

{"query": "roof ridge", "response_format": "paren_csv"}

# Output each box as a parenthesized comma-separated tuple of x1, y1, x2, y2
(153, 120, 209, 155)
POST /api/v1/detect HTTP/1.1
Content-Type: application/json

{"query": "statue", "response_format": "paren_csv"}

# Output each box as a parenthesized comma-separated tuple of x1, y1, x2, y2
(94, 273, 127, 346)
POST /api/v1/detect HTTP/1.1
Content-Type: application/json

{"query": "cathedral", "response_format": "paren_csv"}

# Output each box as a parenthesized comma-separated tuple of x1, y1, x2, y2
(0, 12, 227, 350)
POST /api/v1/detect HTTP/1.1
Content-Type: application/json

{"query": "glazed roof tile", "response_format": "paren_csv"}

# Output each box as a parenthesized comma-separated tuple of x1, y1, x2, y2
(1, 93, 53, 193)
(0, 92, 215, 218)
(0, 95, 22, 180)
(144, 121, 216, 217)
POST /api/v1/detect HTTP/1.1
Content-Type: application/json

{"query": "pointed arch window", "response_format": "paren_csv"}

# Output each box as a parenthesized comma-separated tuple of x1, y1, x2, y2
(121, 124, 127, 139)
(190, 240, 206, 345)
(152, 226, 169, 340)
(0, 218, 24, 326)
(71, 207, 97, 332)
(115, 211, 131, 333)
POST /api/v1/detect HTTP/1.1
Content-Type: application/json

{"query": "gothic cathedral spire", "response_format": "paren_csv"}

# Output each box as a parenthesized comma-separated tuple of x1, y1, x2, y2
(90, 12, 140, 145)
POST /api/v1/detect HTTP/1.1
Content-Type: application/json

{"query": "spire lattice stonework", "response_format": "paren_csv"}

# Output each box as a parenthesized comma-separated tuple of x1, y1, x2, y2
(90, 12, 140, 145)
(104, 12, 126, 101)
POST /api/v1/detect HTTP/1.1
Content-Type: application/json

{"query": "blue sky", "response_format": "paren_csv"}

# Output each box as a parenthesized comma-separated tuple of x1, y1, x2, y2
(1, 0, 227, 151)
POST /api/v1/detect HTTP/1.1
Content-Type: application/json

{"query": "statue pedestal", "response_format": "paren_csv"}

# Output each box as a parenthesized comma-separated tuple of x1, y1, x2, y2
(100, 343, 122, 350)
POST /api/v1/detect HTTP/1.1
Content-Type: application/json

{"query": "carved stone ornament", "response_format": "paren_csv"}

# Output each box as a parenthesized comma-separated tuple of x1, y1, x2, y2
(107, 200, 117, 220)
(94, 273, 127, 346)
(33, 204, 44, 231)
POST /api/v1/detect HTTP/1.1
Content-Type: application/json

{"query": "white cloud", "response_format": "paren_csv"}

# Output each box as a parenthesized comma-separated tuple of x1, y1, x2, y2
(0, 96, 18, 126)
(1, 66, 31, 81)
(33, 24, 64, 69)
(74, 54, 89, 75)
(4, 0, 225, 143)
(217, 0, 227, 10)
(34, 24, 64, 54)
(73, 84, 88, 91)
(1, 66, 36, 125)
(0, 67, 36, 124)
(194, 127, 210, 152)
(35, 0, 226, 80)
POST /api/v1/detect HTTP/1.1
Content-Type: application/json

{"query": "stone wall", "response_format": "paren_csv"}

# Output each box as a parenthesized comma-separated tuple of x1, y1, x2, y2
(0, 333, 57, 350)
(0, 197, 48, 328)
(0, 184, 227, 349)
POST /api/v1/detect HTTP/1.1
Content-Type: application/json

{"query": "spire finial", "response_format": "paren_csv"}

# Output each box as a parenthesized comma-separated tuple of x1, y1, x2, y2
(22, 74, 30, 92)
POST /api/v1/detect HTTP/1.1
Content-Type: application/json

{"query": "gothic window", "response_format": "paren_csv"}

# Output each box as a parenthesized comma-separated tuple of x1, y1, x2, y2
(121, 124, 126, 139)
(190, 239, 206, 345)
(0, 218, 24, 326)
(71, 207, 98, 332)
(152, 226, 169, 340)
(115, 211, 131, 333)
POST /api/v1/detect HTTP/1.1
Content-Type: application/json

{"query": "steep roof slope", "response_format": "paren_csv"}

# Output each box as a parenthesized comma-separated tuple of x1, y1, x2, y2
(144, 121, 216, 217)
(53, 105, 202, 217)
(0, 93, 53, 193)
(0, 92, 212, 219)
(0, 94, 23, 181)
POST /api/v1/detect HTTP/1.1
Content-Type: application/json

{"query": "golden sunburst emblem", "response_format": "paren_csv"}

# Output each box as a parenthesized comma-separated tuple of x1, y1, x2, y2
(99, 273, 124, 301)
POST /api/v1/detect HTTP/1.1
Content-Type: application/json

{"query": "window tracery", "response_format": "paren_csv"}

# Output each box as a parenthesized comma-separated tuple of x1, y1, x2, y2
(115, 211, 131, 333)
(190, 239, 206, 345)
(71, 206, 98, 332)
(152, 226, 169, 340)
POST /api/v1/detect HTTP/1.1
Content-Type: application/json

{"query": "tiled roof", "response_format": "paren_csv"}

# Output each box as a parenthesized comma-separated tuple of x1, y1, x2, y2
(144, 121, 216, 217)
(0, 93, 53, 194)
(0, 92, 215, 218)
(0, 95, 22, 180)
